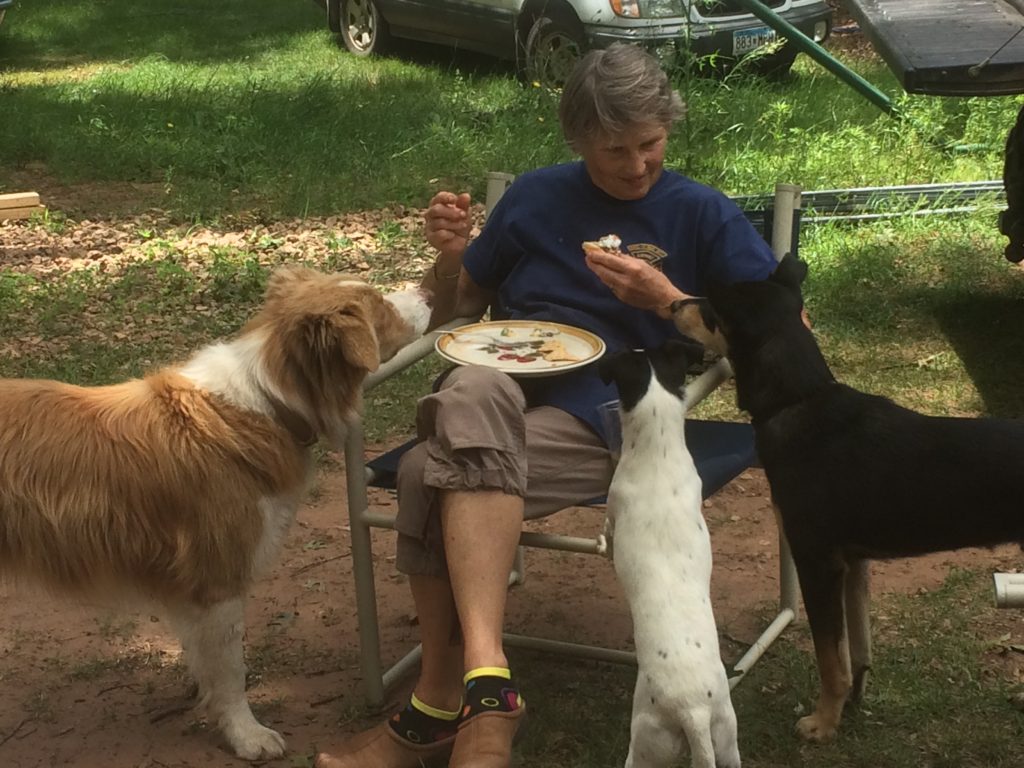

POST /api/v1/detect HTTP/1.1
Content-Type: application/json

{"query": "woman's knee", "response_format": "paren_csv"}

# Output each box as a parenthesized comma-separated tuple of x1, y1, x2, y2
(438, 365, 525, 409)
(396, 440, 429, 494)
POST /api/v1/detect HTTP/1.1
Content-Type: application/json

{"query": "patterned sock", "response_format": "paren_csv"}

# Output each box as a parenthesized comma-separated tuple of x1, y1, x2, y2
(461, 667, 524, 720)
(387, 693, 461, 745)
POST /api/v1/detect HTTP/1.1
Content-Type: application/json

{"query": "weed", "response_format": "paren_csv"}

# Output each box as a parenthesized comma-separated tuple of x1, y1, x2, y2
(96, 614, 139, 642)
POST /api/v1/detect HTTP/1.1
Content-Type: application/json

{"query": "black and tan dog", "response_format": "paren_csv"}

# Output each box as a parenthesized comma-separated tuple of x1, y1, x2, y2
(679, 254, 1024, 742)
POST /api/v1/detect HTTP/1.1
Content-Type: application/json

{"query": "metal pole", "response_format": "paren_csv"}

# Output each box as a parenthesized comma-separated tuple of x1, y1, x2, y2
(486, 172, 515, 219)
(731, 0, 898, 116)
(771, 183, 802, 260)
(503, 633, 637, 665)
(728, 608, 796, 688)
(345, 416, 387, 707)
(771, 183, 803, 619)
(993, 572, 1024, 608)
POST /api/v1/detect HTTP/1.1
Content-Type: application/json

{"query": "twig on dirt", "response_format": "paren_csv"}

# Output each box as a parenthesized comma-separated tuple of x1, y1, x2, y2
(98, 682, 136, 696)
(305, 663, 359, 678)
(309, 692, 347, 707)
(292, 550, 351, 576)
(0, 717, 36, 747)
(722, 632, 754, 649)
(56, 725, 75, 736)
(148, 703, 194, 724)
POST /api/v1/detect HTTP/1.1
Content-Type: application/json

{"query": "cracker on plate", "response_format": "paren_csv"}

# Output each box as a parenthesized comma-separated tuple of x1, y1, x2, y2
(538, 339, 582, 363)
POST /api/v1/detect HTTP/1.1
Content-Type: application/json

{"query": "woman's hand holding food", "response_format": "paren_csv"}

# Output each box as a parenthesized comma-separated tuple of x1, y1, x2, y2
(583, 238, 688, 318)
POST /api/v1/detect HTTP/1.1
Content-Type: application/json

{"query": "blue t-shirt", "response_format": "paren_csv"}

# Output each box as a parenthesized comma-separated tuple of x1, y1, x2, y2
(462, 161, 776, 443)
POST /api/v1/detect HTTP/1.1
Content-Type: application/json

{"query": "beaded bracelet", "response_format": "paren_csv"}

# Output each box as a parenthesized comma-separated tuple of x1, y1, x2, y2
(432, 261, 461, 281)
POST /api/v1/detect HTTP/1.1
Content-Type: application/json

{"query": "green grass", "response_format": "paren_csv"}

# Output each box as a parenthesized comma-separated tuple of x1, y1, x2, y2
(1, 0, 1020, 217)
(513, 568, 1024, 767)
(3, 2, 1024, 764)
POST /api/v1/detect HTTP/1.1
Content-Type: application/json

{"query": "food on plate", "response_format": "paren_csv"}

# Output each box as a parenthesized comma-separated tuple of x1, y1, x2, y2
(436, 320, 603, 373)
(537, 338, 582, 363)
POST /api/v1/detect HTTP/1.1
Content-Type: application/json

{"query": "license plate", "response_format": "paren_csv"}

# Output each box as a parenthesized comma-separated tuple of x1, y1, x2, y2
(733, 26, 776, 55)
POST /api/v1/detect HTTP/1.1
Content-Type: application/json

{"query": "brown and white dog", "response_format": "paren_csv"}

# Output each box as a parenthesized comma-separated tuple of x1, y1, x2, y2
(0, 266, 431, 759)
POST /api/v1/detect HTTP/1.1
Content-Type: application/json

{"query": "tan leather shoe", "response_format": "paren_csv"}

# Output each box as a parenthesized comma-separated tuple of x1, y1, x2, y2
(448, 704, 527, 768)
(314, 720, 455, 768)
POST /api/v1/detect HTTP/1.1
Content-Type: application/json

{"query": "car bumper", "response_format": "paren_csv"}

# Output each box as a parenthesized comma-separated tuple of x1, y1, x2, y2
(584, 5, 832, 58)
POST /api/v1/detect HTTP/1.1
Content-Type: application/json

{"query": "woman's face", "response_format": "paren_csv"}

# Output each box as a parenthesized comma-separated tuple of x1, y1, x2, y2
(578, 122, 669, 201)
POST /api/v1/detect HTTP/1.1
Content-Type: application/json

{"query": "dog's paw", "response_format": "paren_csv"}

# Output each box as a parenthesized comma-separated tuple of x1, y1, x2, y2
(225, 720, 287, 760)
(598, 519, 614, 558)
(795, 712, 837, 743)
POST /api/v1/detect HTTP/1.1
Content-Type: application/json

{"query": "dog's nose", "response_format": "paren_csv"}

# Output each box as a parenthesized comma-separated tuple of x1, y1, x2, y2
(418, 286, 435, 307)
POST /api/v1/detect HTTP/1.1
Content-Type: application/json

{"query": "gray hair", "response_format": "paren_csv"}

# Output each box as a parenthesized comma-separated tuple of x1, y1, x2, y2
(558, 43, 685, 151)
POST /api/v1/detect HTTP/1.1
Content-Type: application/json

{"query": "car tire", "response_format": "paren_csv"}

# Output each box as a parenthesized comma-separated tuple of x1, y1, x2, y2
(338, 0, 390, 57)
(327, 0, 340, 34)
(523, 14, 585, 88)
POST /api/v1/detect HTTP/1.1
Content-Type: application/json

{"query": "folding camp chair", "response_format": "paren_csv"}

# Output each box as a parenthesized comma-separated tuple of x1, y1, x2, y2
(342, 180, 804, 707)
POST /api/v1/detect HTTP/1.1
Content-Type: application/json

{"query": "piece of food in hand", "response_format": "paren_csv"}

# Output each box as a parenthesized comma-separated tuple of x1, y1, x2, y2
(538, 338, 582, 363)
(582, 233, 626, 257)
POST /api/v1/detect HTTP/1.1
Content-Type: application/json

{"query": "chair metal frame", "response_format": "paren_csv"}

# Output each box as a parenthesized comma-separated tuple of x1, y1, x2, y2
(342, 182, 804, 707)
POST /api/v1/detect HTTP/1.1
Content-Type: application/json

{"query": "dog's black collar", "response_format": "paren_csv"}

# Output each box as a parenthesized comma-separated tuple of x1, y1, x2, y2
(265, 394, 318, 448)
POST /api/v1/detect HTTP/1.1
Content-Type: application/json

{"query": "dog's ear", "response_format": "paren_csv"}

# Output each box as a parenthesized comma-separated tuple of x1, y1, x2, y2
(331, 300, 382, 372)
(599, 349, 652, 411)
(769, 253, 808, 294)
(597, 350, 627, 385)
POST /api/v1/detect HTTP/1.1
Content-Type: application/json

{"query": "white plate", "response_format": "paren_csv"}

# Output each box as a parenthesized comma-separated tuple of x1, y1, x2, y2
(435, 320, 606, 378)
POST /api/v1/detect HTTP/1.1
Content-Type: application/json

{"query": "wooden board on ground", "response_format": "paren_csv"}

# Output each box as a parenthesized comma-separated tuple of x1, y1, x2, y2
(0, 205, 46, 221)
(0, 192, 41, 209)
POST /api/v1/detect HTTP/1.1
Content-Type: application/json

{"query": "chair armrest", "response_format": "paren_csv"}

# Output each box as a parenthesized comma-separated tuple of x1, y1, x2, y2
(363, 316, 480, 393)
(684, 358, 734, 412)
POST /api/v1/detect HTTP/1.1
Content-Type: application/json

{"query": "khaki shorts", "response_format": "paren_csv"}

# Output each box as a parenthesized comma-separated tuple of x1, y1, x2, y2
(394, 365, 614, 577)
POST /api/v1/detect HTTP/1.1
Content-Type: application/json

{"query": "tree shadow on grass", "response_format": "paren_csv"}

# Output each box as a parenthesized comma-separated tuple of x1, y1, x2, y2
(0, 0, 326, 70)
(932, 293, 1024, 417)
(370, 37, 516, 80)
(1, 0, 519, 82)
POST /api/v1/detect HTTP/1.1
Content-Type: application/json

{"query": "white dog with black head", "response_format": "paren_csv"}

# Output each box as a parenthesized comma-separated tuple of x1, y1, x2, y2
(598, 340, 741, 768)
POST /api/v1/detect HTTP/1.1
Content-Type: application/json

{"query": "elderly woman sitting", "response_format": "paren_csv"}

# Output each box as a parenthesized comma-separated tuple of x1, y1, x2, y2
(315, 42, 777, 768)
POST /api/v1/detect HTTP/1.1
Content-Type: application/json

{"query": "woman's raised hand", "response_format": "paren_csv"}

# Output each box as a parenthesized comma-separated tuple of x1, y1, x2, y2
(425, 191, 472, 260)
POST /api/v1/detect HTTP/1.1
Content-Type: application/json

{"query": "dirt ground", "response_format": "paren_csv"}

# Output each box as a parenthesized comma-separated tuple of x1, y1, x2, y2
(0, 463, 1020, 768)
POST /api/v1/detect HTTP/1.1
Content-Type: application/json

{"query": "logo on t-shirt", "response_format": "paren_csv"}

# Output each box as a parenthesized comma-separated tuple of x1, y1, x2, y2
(625, 243, 667, 271)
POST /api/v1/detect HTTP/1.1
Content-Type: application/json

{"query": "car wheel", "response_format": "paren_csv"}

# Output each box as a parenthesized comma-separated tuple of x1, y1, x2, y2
(327, 0, 340, 34)
(339, 0, 390, 57)
(524, 15, 585, 88)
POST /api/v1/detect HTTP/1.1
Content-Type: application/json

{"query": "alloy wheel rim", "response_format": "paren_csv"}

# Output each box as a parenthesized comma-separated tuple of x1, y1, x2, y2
(345, 0, 376, 52)
(537, 33, 580, 87)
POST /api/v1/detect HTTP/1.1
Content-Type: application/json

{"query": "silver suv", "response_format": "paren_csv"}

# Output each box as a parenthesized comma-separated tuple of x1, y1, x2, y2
(326, 0, 833, 85)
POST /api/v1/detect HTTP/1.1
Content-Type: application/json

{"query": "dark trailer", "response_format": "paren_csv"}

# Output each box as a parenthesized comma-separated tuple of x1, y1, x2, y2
(845, 0, 1024, 96)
